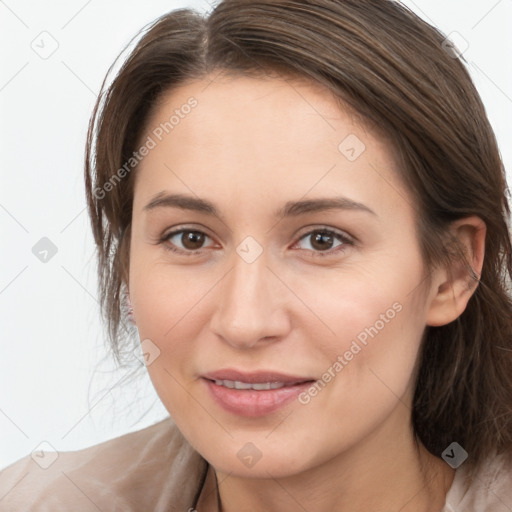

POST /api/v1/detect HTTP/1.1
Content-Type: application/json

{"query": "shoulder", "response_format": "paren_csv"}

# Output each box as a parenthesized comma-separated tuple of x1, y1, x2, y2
(444, 451, 512, 511)
(0, 417, 207, 512)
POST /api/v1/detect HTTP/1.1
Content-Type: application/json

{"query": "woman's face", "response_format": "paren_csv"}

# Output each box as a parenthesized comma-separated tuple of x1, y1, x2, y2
(128, 73, 439, 477)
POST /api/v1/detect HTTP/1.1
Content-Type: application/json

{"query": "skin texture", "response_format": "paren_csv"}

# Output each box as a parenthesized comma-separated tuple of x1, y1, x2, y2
(128, 72, 485, 512)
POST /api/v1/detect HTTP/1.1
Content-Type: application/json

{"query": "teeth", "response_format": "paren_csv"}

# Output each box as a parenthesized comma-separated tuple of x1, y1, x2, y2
(213, 379, 287, 390)
(252, 382, 271, 390)
(234, 381, 253, 390)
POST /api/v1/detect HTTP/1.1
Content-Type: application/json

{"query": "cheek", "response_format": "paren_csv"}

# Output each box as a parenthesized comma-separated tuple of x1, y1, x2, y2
(128, 260, 217, 410)
(129, 253, 215, 338)
(293, 256, 427, 409)
(291, 283, 424, 464)
(294, 259, 423, 360)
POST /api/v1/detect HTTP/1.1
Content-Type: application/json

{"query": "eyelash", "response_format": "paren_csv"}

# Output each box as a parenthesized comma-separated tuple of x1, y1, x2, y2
(158, 226, 354, 258)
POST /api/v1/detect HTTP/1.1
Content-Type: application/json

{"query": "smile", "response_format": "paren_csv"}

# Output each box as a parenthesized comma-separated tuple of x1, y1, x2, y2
(212, 380, 296, 390)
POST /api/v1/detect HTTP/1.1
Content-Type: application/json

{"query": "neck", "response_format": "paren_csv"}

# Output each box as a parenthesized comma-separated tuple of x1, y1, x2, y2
(214, 407, 455, 512)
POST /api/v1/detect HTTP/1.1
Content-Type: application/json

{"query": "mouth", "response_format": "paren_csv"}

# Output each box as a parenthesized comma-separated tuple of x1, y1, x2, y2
(209, 379, 303, 390)
(201, 369, 316, 417)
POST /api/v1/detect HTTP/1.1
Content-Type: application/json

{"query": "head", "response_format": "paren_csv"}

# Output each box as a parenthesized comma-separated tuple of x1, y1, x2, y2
(85, 0, 512, 480)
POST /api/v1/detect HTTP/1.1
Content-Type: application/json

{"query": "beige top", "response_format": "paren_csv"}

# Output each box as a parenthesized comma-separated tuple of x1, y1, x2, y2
(1, 417, 511, 511)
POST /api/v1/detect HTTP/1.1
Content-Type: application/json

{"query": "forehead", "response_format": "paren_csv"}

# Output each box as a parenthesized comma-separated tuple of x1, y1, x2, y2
(144, 72, 367, 142)
(132, 72, 409, 220)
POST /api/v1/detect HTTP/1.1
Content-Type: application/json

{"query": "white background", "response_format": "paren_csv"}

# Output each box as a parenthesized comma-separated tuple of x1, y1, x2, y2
(1, 0, 511, 470)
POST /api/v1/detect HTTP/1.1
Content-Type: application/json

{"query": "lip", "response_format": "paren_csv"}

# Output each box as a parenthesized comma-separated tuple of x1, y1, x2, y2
(201, 369, 316, 417)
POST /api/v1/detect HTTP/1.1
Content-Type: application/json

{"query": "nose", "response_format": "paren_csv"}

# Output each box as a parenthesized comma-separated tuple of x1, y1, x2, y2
(209, 248, 292, 350)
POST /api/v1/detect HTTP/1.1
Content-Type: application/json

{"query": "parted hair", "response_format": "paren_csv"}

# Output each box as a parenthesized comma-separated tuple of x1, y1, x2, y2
(84, 0, 512, 479)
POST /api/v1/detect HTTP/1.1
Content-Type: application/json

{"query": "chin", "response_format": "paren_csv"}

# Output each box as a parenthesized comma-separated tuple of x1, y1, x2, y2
(214, 454, 311, 479)
(196, 435, 316, 479)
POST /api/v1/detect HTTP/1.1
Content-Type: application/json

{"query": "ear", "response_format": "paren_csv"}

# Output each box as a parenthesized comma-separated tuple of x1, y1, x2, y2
(126, 291, 136, 325)
(426, 216, 486, 327)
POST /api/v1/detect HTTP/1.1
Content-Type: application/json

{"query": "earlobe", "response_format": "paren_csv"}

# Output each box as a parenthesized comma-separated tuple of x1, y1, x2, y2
(123, 287, 136, 325)
(426, 216, 486, 327)
(127, 295, 136, 325)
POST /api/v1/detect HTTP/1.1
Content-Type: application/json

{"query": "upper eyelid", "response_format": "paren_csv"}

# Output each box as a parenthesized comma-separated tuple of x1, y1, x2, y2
(296, 226, 354, 242)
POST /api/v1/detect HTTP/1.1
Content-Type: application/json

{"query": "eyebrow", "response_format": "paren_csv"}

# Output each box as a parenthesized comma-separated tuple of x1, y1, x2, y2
(143, 192, 376, 218)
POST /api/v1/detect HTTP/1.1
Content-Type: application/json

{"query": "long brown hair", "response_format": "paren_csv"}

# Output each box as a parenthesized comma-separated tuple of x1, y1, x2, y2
(84, 0, 512, 478)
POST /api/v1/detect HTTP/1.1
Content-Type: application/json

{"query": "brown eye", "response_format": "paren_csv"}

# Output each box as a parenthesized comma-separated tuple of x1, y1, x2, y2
(180, 231, 206, 250)
(310, 231, 336, 251)
(295, 228, 353, 256)
(162, 229, 214, 254)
